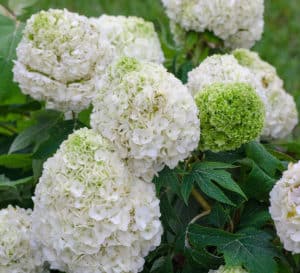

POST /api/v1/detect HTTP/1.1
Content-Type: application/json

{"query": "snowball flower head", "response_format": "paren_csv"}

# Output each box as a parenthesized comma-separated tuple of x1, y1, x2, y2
(161, 0, 264, 49)
(233, 49, 298, 139)
(0, 205, 47, 273)
(269, 161, 300, 253)
(195, 82, 265, 152)
(91, 57, 200, 182)
(32, 128, 162, 273)
(209, 265, 248, 273)
(13, 9, 112, 113)
(91, 15, 164, 63)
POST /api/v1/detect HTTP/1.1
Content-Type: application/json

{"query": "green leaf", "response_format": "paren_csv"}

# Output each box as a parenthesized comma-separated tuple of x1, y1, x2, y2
(181, 174, 194, 205)
(207, 203, 229, 228)
(33, 120, 75, 159)
(198, 169, 246, 199)
(187, 225, 278, 273)
(153, 167, 181, 198)
(9, 110, 62, 153)
(150, 256, 173, 273)
(195, 173, 235, 206)
(239, 201, 271, 229)
(0, 175, 34, 207)
(0, 14, 25, 104)
(245, 141, 284, 177)
(0, 153, 31, 168)
(238, 158, 275, 200)
(195, 161, 236, 170)
(0, 175, 32, 189)
(0, 101, 41, 115)
(159, 192, 183, 234)
(189, 162, 246, 205)
(8, 0, 38, 16)
(185, 247, 222, 269)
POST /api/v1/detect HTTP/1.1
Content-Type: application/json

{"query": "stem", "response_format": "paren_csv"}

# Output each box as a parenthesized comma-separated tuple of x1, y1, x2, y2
(191, 188, 211, 211)
(185, 188, 211, 248)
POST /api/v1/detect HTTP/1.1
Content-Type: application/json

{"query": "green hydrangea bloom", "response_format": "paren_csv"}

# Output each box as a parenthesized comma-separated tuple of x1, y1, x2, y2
(195, 82, 265, 152)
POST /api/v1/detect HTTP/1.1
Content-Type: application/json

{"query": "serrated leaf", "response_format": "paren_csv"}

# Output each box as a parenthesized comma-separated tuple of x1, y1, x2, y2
(191, 162, 246, 200)
(198, 169, 246, 199)
(0, 153, 31, 168)
(245, 141, 284, 177)
(187, 225, 278, 273)
(195, 173, 235, 206)
(238, 158, 275, 200)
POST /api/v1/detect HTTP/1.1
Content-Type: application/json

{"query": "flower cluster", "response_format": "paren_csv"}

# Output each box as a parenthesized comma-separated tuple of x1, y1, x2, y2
(0, 206, 47, 273)
(269, 161, 300, 253)
(13, 9, 112, 114)
(91, 15, 164, 64)
(13, 9, 164, 115)
(195, 82, 265, 152)
(31, 128, 163, 273)
(91, 57, 200, 181)
(187, 52, 298, 139)
(209, 265, 248, 273)
(161, 0, 264, 48)
(233, 49, 298, 139)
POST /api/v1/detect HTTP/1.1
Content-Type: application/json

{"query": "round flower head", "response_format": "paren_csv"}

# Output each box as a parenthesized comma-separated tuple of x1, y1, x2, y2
(13, 9, 112, 114)
(0, 206, 47, 273)
(91, 57, 200, 182)
(195, 82, 265, 152)
(269, 161, 300, 253)
(233, 49, 298, 139)
(209, 265, 248, 273)
(187, 54, 273, 139)
(91, 15, 164, 63)
(161, 0, 264, 49)
(31, 128, 162, 273)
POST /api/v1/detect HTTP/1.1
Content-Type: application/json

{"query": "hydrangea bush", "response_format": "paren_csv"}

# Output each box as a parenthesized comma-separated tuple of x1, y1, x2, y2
(0, 1, 300, 273)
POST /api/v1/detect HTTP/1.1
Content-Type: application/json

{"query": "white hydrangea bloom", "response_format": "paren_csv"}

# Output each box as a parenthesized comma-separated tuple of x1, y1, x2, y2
(13, 9, 112, 114)
(91, 15, 164, 64)
(91, 57, 200, 182)
(187, 55, 261, 97)
(0, 205, 47, 273)
(32, 128, 163, 273)
(161, 0, 264, 49)
(269, 161, 300, 253)
(209, 265, 248, 273)
(233, 49, 298, 139)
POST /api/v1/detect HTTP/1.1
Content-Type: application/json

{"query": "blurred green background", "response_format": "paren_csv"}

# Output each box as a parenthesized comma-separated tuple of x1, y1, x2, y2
(1, 0, 300, 133)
